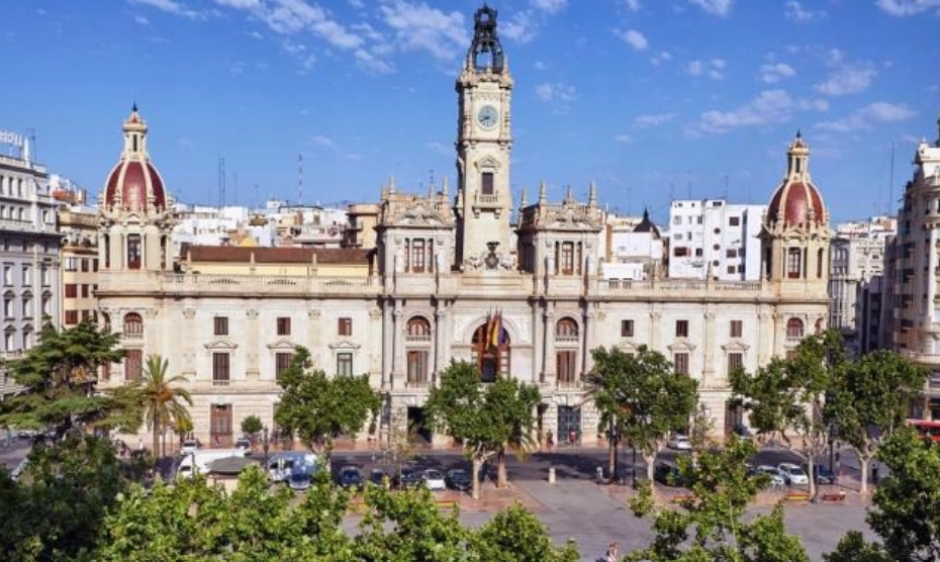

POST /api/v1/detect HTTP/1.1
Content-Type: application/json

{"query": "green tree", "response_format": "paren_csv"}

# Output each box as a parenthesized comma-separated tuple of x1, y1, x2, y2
(0, 319, 127, 437)
(275, 346, 381, 457)
(587, 346, 699, 484)
(135, 354, 192, 457)
(824, 531, 893, 562)
(730, 331, 844, 499)
(827, 349, 929, 494)
(424, 361, 540, 499)
(241, 414, 263, 449)
(0, 435, 126, 562)
(626, 438, 810, 562)
(469, 504, 579, 562)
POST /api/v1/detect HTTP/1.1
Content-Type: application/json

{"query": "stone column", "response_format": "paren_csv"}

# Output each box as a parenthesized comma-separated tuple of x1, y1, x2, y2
(392, 306, 404, 384)
(246, 307, 260, 379)
(532, 299, 542, 383)
(649, 308, 662, 351)
(582, 308, 595, 374)
(543, 309, 556, 380)
(381, 299, 393, 390)
(434, 307, 446, 382)
(702, 310, 716, 388)
(181, 306, 197, 377)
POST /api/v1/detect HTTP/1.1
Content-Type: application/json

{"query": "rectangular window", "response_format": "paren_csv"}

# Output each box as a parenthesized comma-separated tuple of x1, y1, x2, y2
(674, 352, 690, 375)
(336, 352, 353, 376)
(729, 216, 740, 226)
(672, 216, 682, 225)
(210, 405, 233, 446)
(481, 172, 494, 196)
(81, 310, 90, 321)
(787, 247, 801, 279)
(556, 350, 579, 384)
(214, 316, 229, 336)
(621, 319, 634, 337)
(65, 310, 79, 325)
(728, 352, 744, 374)
(338, 317, 352, 336)
(92, 259, 99, 272)
(560, 242, 575, 275)
(3, 297, 13, 318)
(726, 249, 737, 258)
(411, 239, 426, 273)
(81, 259, 89, 272)
(64, 257, 78, 272)
(213, 353, 230, 385)
(277, 317, 291, 336)
(81, 284, 90, 298)
(40, 267, 49, 286)
(127, 234, 141, 270)
(674, 246, 689, 257)
(21, 266, 31, 285)
(676, 320, 689, 338)
(275, 352, 293, 380)
(407, 350, 428, 385)
(65, 284, 78, 298)
(730, 320, 743, 338)
(125, 349, 143, 381)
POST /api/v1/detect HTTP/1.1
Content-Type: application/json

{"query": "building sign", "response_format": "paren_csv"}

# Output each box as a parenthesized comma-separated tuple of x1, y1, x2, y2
(0, 130, 24, 148)
(0, 130, 28, 160)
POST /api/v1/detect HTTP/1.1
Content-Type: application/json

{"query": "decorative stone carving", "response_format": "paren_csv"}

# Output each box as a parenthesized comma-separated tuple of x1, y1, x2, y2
(246, 308, 259, 319)
(308, 309, 321, 320)
(182, 308, 196, 320)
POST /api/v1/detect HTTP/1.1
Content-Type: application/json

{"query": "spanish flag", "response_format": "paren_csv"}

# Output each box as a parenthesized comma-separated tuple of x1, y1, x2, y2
(489, 309, 502, 350)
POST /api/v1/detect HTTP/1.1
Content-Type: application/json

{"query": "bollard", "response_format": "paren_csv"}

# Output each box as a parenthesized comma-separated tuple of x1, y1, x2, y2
(548, 467, 556, 485)
(596, 466, 604, 484)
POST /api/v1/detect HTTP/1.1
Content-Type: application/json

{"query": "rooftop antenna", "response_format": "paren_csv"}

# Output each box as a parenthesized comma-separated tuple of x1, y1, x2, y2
(217, 155, 226, 207)
(298, 153, 304, 205)
(233, 171, 238, 206)
(254, 184, 260, 208)
(888, 142, 895, 215)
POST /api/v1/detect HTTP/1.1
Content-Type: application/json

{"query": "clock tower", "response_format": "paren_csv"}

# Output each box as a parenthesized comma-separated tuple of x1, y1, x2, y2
(454, 4, 514, 268)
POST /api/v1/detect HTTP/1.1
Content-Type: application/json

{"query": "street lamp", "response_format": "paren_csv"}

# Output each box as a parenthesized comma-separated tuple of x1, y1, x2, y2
(262, 425, 270, 466)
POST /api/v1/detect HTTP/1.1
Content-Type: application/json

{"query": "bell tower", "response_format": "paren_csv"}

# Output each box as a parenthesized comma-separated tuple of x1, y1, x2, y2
(454, 4, 514, 267)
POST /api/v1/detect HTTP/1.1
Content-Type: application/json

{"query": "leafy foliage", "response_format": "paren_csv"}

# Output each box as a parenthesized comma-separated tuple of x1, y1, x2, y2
(424, 361, 540, 498)
(626, 438, 810, 562)
(241, 414, 263, 438)
(586, 346, 699, 482)
(0, 435, 126, 562)
(824, 531, 893, 562)
(275, 346, 381, 456)
(0, 320, 128, 436)
(469, 504, 579, 562)
(133, 354, 193, 457)
(827, 349, 929, 493)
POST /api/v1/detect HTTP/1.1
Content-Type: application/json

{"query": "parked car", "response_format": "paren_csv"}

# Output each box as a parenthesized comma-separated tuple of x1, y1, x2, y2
(338, 466, 363, 490)
(653, 461, 689, 487)
(180, 439, 200, 455)
(777, 462, 809, 485)
(755, 465, 786, 487)
(369, 469, 389, 487)
(234, 437, 251, 455)
(396, 468, 424, 489)
(289, 471, 312, 492)
(667, 434, 692, 451)
(446, 468, 472, 492)
(423, 469, 447, 491)
(812, 463, 836, 485)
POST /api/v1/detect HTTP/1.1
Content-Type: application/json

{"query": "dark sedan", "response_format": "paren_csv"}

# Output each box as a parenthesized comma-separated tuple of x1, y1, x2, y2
(338, 467, 363, 490)
(446, 468, 471, 492)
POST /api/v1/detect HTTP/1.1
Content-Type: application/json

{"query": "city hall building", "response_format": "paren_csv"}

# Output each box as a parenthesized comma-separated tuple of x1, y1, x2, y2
(96, 6, 830, 449)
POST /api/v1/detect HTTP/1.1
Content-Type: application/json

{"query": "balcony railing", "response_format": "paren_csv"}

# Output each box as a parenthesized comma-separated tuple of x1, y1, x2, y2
(405, 334, 432, 342)
(212, 379, 230, 387)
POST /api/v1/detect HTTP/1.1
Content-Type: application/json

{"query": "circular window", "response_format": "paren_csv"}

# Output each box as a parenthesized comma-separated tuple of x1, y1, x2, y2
(714, 228, 721, 234)
(713, 244, 720, 251)
(712, 260, 720, 267)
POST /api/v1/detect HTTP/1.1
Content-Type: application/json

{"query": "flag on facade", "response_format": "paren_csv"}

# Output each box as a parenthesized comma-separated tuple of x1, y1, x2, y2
(489, 309, 502, 350)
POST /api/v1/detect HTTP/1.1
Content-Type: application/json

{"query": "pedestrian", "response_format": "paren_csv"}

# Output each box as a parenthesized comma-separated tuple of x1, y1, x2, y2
(547, 430, 555, 453)
(602, 542, 619, 562)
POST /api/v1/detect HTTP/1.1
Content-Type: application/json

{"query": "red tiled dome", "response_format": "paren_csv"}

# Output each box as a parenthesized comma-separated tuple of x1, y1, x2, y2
(767, 181, 825, 228)
(102, 106, 168, 212)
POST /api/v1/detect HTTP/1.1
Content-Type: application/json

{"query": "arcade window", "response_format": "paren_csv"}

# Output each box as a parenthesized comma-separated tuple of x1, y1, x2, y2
(481, 172, 494, 196)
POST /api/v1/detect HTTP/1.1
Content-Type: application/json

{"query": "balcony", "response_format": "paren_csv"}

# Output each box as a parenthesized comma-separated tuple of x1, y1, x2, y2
(212, 379, 230, 387)
(405, 334, 432, 343)
(556, 378, 583, 390)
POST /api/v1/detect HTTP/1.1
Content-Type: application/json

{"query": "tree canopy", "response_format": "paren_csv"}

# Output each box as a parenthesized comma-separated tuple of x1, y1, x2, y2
(274, 346, 381, 456)
(424, 361, 540, 499)
(587, 346, 699, 483)
(0, 319, 130, 437)
(134, 354, 192, 457)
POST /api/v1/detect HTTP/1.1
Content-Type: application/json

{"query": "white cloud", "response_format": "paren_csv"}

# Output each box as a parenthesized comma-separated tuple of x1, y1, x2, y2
(127, 0, 203, 19)
(534, 60, 548, 70)
(618, 29, 648, 51)
(695, 89, 825, 134)
(212, 0, 260, 8)
(784, 1, 826, 21)
(535, 82, 578, 104)
(814, 54, 876, 96)
(355, 48, 395, 74)
(876, 0, 940, 16)
(500, 11, 537, 44)
(532, 0, 567, 14)
(760, 62, 796, 84)
(634, 113, 676, 128)
(649, 50, 672, 65)
(379, 1, 467, 61)
(309, 135, 334, 147)
(816, 102, 917, 132)
(624, 0, 642, 12)
(687, 0, 732, 16)
(686, 59, 724, 80)
(134, 14, 150, 25)
(614, 134, 633, 144)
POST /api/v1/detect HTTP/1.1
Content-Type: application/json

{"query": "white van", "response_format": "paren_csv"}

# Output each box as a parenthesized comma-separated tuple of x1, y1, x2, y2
(267, 452, 318, 483)
(177, 449, 245, 479)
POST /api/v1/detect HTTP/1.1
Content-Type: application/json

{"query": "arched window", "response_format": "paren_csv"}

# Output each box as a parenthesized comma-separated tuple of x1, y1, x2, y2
(555, 318, 579, 341)
(786, 318, 804, 340)
(406, 317, 431, 339)
(472, 323, 510, 383)
(123, 312, 143, 338)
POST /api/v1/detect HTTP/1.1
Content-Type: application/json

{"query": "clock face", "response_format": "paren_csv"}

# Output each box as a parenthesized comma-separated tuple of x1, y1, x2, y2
(477, 105, 499, 130)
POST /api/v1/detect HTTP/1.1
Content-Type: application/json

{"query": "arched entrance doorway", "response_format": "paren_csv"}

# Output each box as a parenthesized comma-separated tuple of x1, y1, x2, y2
(471, 322, 511, 382)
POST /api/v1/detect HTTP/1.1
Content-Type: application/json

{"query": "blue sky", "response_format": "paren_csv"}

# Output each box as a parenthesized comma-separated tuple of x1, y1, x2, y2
(2, 0, 938, 224)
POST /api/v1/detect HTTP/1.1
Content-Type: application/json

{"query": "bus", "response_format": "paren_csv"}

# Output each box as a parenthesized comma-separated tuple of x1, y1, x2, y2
(907, 419, 940, 442)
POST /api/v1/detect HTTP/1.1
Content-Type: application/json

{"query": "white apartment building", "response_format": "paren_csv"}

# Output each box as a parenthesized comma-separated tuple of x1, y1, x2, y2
(602, 209, 664, 281)
(0, 131, 62, 398)
(892, 115, 940, 418)
(829, 217, 895, 340)
(668, 200, 765, 281)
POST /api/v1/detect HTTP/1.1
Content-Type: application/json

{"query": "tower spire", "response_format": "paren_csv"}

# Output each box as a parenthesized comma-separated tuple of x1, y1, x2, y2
(538, 180, 547, 204)
(520, 186, 528, 208)
(588, 180, 597, 207)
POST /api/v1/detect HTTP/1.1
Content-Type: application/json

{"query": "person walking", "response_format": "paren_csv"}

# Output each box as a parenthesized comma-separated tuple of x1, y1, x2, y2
(602, 542, 619, 562)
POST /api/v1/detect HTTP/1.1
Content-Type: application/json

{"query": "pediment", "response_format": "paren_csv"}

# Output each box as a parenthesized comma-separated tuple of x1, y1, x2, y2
(396, 205, 446, 227)
(328, 340, 361, 351)
(667, 339, 697, 352)
(267, 339, 297, 351)
(546, 208, 599, 230)
(204, 339, 238, 351)
(721, 340, 750, 352)
(473, 156, 502, 171)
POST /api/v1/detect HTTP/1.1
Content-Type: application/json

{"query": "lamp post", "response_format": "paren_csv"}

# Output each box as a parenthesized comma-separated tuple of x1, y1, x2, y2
(262, 425, 270, 466)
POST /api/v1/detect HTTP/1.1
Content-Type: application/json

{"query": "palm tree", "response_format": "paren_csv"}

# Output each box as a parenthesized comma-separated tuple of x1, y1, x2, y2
(137, 355, 193, 458)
